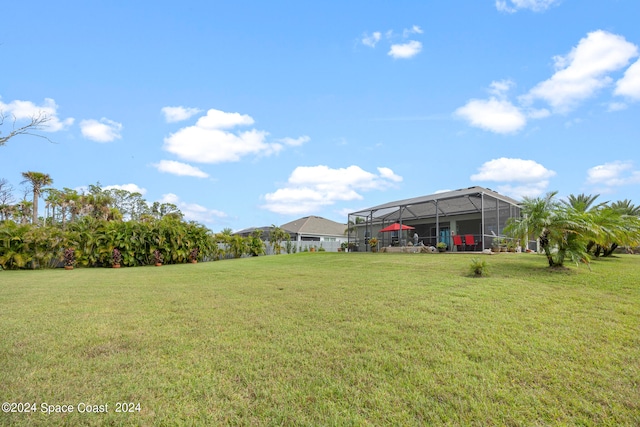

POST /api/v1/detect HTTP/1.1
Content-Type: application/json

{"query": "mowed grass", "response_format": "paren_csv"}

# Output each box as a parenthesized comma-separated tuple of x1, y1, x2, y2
(1, 253, 639, 426)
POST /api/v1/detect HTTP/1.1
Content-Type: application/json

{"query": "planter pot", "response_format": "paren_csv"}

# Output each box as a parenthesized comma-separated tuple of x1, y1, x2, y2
(113, 264, 121, 269)
(190, 260, 197, 264)
(64, 265, 73, 270)
(155, 263, 162, 267)
(310, 248, 316, 252)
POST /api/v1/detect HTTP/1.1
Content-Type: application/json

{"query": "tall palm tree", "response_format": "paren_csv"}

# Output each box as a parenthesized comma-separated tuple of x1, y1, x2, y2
(44, 188, 63, 225)
(20, 171, 53, 225)
(61, 188, 81, 225)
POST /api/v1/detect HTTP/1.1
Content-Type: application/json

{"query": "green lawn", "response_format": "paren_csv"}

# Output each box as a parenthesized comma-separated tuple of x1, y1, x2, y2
(1, 253, 639, 426)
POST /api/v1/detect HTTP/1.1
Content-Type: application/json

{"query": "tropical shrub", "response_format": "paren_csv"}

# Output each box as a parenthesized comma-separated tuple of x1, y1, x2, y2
(469, 258, 489, 277)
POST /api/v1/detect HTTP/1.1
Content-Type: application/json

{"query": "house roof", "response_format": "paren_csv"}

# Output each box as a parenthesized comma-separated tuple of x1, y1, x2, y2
(233, 226, 272, 237)
(349, 186, 522, 223)
(280, 216, 346, 237)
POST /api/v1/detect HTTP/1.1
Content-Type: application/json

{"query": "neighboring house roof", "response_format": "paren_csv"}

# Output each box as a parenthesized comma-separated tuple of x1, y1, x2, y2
(234, 216, 347, 239)
(280, 216, 346, 237)
(233, 226, 272, 237)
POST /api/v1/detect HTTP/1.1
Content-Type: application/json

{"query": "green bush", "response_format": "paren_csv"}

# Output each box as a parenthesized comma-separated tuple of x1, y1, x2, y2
(469, 257, 489, 277)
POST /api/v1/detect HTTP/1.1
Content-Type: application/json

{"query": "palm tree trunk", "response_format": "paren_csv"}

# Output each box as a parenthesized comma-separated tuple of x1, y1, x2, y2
(32, 189, 38, 225)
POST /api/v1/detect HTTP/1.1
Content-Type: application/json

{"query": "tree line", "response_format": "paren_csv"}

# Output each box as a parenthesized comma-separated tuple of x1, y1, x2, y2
(0, 171, 293, 269)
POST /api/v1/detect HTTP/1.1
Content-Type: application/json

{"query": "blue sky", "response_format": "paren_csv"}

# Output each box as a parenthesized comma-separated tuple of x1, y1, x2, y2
(1, 0, 639, 231)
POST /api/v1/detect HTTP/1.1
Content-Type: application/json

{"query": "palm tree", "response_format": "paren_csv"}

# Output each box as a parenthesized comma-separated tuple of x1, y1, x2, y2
(606, 199, 640, 254)
(505, 191, 591, 267)
(44, 188, 63, 225)
(611, 199, 640, 216)
(20, 171, 53, 225)
(61, 188, 81, 226)
(16, 200, 33, 224)
(269, 225, 290, 255)
(247, 230, 266, 256)
(561, 193, 607, 213)
(562, 193, 611, 257)
(229, 234, 247, 259)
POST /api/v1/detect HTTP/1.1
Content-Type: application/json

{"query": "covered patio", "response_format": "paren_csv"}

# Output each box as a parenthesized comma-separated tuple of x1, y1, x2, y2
(347, 186, 524, 252)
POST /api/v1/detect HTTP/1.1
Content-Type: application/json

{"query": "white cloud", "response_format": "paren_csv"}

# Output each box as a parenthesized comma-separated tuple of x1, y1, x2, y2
(458, 31, 639, 134)
(80, 118, 123, 142)
(377, 167, 403, 183)
(614, 59, 640, 100)
(489, 80, 515, 98)
(195, 109, 254, 129)
(403, 25, 423, 37)
(455, 98, 526, 134)
(362, 31, 381, 47)
(104, 183, 147, 195)
(496, 0, 561, 13)
(526, 108, 551, 119)
(471, 158, 556, 182)
(495, 183, 550, 199)
(362, 25, 423, 59)
(161, 106, 202, 123)
(153, 160, 209, 178)
(160, 193, 227, 224)
(586, 161, 640, 188)
(261, 165, 403, 215)
(607, 102, 628, 112)
(0, 97, 74, 132)
(523, 30, 638, 112)
(163, 108, 304, 164)
(279, 135, 310, 147)
(471, 158, 556, 199)
(388, 40, 422, 59)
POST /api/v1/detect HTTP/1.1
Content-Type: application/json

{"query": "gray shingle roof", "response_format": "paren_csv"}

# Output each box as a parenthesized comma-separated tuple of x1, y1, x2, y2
(280, 216, 346, 237)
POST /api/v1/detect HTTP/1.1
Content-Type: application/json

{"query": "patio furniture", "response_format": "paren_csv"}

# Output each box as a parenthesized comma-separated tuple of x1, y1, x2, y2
(453, 235, 464, 251)
(464, 234, 477, 251)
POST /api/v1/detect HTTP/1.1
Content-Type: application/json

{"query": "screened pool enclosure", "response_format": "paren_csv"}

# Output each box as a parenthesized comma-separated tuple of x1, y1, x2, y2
(347, 186, 523, 252)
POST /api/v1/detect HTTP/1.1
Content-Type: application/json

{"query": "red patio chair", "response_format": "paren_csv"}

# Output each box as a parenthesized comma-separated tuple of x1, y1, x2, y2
(464, 234, 477, 251)
(453, 235, 464, 251)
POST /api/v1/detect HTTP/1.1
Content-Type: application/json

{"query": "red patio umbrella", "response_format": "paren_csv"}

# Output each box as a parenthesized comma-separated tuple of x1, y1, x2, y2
(378, 223, 415, 233)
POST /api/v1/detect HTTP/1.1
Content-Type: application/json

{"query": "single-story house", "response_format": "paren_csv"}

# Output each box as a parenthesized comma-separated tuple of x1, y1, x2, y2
(347, 186, 524, 252)
(235, 216, 347, 252)
(280, 216, 347, 252)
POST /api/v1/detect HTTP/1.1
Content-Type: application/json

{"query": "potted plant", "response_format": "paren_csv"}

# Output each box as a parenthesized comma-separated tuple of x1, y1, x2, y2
(189, 247, 199, 263)
(154, 249, 163, 266)
(340, 242, 348, 252)
(491, 237, 502, 253)
(112, 248, 122, 268)
(369, 237, 379, 252)
(64, 248, 75, 270)
(436, 241, 447, 252)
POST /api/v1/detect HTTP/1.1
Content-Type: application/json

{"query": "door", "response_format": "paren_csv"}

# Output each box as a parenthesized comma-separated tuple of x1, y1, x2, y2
(439, 227, 451, 250)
